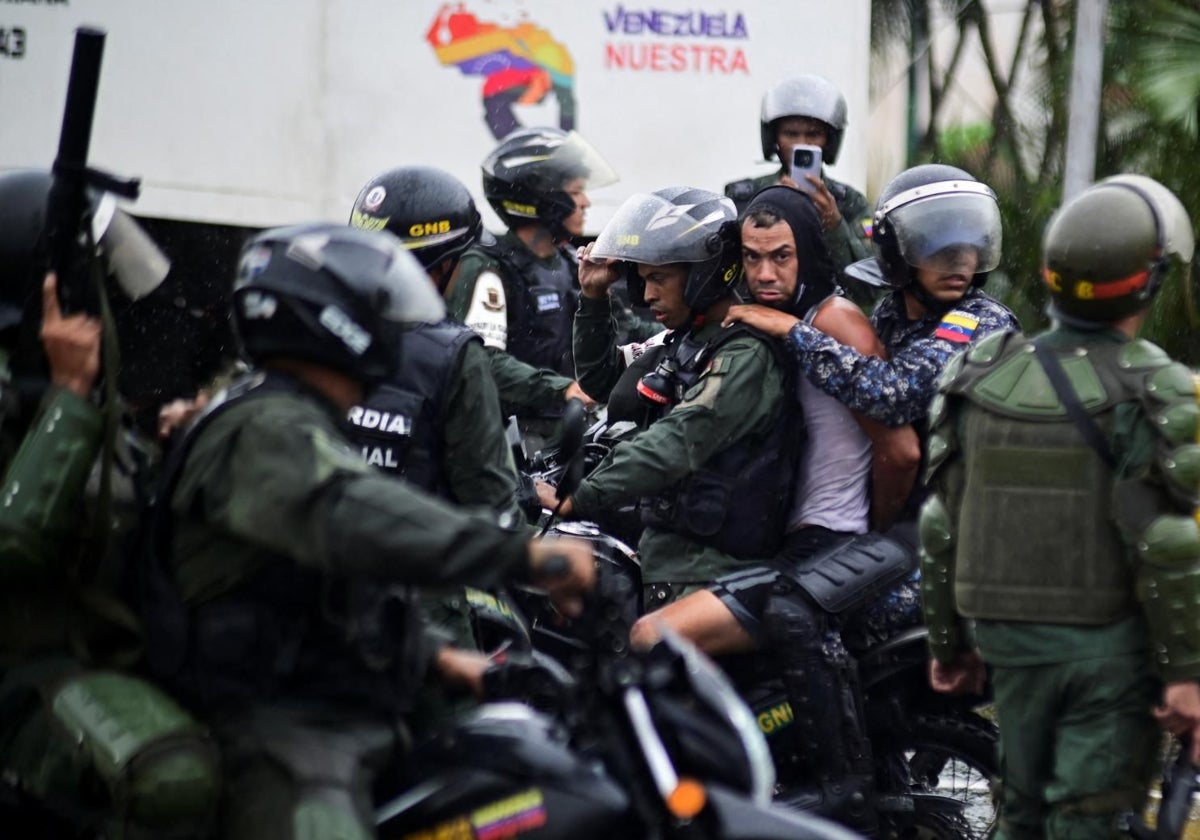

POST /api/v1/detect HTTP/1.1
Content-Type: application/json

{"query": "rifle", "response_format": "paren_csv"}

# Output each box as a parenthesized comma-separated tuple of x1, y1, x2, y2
(44, 26, 141, 315)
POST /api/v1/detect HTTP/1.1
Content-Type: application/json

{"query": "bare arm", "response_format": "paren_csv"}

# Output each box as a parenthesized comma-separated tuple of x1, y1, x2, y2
(811, 297, 920, 528)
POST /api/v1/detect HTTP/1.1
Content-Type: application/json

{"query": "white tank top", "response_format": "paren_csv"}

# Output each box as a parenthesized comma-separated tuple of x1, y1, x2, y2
(786, 298, 872, 534)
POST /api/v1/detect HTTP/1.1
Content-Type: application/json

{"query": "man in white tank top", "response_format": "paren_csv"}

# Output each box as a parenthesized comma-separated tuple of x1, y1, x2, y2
(629, 187, 920, 831)
(631, 186, 919, 655)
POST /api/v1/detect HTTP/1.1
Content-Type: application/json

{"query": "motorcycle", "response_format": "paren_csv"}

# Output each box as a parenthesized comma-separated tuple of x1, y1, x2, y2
(375, 567, 862, 840)
(504, 407, 999, 838)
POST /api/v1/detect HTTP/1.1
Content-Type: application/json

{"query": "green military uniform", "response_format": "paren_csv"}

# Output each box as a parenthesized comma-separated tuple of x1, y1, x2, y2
(424, 339, 527, 648)
(725, 170, 872, 274)
(350, 329, 527, 650)
(162, 372, 533, 839)
(921, 326, 1200, 838)
(571, 298, 786, 591)
(0, 372, 218, 838)
(419, 337, 521, 517)
(450, 233, 660, 406)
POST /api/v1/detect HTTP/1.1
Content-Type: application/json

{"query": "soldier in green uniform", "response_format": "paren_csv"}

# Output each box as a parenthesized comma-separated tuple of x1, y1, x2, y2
(921, 175, 1200, 838)
(349, 165, 523, 522)
(448, 127, 658, 434)
(0, 170, 219, 838)
(538, 187, 798, 610)
(349, 165, 529, 649)
(723, 74, 872, 275)
(145, 223, 595, 840)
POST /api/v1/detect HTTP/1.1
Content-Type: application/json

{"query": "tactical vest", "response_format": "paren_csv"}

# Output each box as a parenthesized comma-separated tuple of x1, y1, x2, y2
(938, 332, 1147, 624)
(608, 325, 804, 560)
(479, 236, 578, 376)
(141, 372, 426, 714)
(346, 321, 479, 499)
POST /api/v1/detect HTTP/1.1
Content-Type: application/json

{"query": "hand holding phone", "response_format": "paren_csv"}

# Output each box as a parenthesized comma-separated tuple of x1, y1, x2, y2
(790, 144, 823, 195)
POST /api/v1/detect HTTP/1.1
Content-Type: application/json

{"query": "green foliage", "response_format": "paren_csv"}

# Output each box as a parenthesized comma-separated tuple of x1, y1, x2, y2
(876, 0, 1200, 360)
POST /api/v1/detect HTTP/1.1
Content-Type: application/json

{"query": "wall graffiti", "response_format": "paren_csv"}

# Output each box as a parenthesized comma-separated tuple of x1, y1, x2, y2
(426, 3, 576, 140)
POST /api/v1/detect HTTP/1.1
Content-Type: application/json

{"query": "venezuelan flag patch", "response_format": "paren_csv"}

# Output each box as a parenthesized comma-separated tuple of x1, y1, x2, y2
(934, 311, 979, 344)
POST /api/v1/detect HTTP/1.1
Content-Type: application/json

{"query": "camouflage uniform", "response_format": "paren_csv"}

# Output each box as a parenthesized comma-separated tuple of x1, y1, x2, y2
(787, 286, 1019, 644)
(785, 287, 1020, 429)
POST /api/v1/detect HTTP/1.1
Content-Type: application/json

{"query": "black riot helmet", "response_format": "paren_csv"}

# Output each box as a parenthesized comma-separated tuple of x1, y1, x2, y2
(1042, 174, 1195, 326)
(0, 169, 169, 340)
(760, 74, 849, 165)
(232, 223, 445, 384)
(349, 165, 495, 280)
(846, 164, 1002, 309)
(481, 127, 618, 239)
(591, 186, 742, 315)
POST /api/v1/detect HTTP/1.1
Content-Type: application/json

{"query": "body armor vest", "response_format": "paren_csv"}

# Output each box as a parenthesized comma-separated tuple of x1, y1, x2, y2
(480, 237, 578, 376)
(608, 325, 804, 560)
(943, 334, 1145, 624)
(141, 373, 425, 714)
(346, 321, 479, 499)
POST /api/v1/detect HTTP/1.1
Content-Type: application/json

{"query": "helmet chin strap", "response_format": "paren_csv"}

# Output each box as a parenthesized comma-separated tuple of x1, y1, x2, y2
(903, 266, 959, 316)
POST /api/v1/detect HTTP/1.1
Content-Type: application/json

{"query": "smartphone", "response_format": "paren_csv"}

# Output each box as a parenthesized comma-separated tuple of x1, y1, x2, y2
(790, 144, 823, 195)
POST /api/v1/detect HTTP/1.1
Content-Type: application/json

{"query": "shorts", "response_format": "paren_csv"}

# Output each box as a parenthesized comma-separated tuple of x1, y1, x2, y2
(708, 526, 852, 641)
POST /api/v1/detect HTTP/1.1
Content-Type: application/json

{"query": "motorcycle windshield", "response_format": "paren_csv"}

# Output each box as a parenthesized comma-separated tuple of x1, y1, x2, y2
(656, 627, 775, 805)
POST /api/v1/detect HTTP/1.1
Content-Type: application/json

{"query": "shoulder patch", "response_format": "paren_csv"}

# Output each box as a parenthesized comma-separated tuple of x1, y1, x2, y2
(934, 310, 980, 344)
(619, 329, 671, 367)
(464, 271, 508, 350)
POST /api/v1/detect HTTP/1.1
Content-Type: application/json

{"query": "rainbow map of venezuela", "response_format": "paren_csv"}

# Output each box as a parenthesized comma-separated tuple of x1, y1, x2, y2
(426, 3, 577, 139)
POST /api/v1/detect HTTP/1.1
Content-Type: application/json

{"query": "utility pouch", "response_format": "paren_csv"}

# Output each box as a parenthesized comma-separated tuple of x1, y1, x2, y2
(642, 471, 731, 539)
(48, 671, 219, 834)
(783, 532, 918, 615)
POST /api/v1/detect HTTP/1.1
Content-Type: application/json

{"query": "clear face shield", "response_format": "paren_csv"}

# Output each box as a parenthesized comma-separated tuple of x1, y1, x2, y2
(592, 192, 732, 265)
(884, 181, 1002, 275)
(497, 130, 619, 192)
(90, 193, 171, 301)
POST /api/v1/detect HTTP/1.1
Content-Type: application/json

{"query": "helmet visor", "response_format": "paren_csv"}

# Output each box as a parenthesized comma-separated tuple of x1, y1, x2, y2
(591, 192, 730, 266)
(280, 227, 446, 326)
(91, 195, 171, 301)
(888, 184, 1002, 274)
(488, 130, 619, 191)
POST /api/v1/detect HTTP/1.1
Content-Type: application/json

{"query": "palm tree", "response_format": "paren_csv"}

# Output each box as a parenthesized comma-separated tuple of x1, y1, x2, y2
(871, 0, 1200, 358)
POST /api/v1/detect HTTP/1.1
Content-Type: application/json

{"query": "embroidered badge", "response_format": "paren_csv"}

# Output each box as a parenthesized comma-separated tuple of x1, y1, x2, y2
(483, 287, 504, 312)
(934, 311, 979, 344)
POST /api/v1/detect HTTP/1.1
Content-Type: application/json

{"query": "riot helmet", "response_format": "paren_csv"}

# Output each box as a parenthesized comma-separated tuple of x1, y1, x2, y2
(760, 74, 849, 165)
(591, 186, 741, 314)
(1041, 174, 1195, 326)
(0, 169, 169, 336)
(349, 165, 494, 280)
(847, 164, 1001, 309)
(482, 127, 618, 239)
(232, 223, 445, 384)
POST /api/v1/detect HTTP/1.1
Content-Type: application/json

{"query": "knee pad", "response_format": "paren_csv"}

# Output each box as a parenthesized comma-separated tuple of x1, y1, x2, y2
(761, 589, 823, 654)
(47, 671, 220, 838)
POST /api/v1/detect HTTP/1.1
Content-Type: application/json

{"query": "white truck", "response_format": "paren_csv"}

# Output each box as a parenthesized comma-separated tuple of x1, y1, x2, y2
(0, 0, 871, 234)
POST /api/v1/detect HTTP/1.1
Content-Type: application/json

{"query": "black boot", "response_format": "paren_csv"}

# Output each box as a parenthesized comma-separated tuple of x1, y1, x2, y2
(763, 590, 880, 836)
